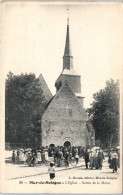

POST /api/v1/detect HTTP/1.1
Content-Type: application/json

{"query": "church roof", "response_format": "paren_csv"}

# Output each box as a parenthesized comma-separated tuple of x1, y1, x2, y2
(38, 74, 53, 102)
(62, 68, 80, 76)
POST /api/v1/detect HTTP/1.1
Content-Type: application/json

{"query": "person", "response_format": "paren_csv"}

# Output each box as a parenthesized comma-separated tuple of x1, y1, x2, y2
(108, 149, 113, 169)
(64, 151, 69, 167)
(74, 147, 78, 154)
(79, 146, 83, 158)
(48, 162, 55, 180)
(44, 149, 49, 163)
(84, 149, 89, 169)
(51, 150, 54, 157)
(16, 149, 20, 162)
(27, 152, 32, 166)
(69, 151, 72, 161)
(93, 150, 99, 169)
(111, 149, 118, 173)
(75, 152, 79, 165)
(12, 151, 16, 163)
(36, 150, 42, 164)
(31, 153, 37, 167)
(89, 150, 94, 169)
(117, 149, 120, 168)
(54, 148, 59, 166)
(57, 150, 63, 167)
(41, 149, 45, 163)
(19, 150, 26, 163)
(97, 149, 104, 170)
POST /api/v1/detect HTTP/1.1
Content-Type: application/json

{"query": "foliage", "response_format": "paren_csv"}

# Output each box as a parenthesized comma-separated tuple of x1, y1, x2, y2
(5, 72, 47, 147)
(87, 79, 120, 148)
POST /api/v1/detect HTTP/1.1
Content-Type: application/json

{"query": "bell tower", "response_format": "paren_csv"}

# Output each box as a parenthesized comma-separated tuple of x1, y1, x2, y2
(55, 17, 82, 95)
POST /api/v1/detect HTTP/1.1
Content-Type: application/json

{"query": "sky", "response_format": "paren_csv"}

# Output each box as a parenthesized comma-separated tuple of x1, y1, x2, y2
(2, 1, 123, 108)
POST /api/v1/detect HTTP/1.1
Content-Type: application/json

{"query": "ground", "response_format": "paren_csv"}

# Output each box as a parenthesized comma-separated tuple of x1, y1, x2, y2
(4, 150, 121, 194)
(5, 150, 119, 181)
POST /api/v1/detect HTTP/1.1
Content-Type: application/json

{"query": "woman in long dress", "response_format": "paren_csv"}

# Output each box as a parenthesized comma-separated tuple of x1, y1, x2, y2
(89, 150, 94, 169)
(36, 150, 42, 164)
(45, 150, 49, 163)
(27, 152, 32, 166)
(19, 150, 26, 163)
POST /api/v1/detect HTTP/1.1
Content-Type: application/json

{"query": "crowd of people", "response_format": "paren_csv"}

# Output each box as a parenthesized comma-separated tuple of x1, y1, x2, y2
(84, 148, 105, 170)
(12, 146, 84, 167)
(11, 145, 120, 174)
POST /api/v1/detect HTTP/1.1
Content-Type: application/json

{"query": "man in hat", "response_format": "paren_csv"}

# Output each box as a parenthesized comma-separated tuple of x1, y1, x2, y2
(97, 149, 104, 170)
(111, 149, 118, 173)
(84, 149, 89, 169)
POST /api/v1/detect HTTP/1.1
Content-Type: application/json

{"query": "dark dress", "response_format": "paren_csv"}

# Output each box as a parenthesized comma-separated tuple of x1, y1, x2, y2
(65, 152, 69, 167)
(98, 151, 104, 169)
(84, 152, 89, 169)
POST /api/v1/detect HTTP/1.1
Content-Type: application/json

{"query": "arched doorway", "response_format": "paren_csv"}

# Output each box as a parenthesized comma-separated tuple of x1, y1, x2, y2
(64, 141, 71, 148)
(50, 144, 55, 148)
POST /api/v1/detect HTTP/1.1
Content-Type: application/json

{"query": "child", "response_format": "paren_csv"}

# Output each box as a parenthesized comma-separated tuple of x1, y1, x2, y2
(48, 162, 55, 179)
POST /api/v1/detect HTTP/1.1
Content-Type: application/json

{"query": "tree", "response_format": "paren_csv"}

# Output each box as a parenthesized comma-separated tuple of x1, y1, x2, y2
(5, 72, 47, 147)
(87, 79, 120, 148)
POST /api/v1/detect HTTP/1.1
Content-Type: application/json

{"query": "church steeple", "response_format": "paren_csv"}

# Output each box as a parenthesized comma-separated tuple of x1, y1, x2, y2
(63, 18, 73, 70)
(55, 14, 82, 95)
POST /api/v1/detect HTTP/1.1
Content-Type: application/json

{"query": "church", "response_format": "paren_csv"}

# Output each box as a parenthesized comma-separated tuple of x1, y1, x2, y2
(40, 19, 95, 148)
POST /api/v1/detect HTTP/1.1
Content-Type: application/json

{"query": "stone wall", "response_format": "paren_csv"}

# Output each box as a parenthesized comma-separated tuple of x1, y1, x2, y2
(41, 82, 91, 147)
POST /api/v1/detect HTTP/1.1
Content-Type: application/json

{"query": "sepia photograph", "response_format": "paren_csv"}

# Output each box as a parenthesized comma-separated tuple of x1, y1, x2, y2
(1, 1, 123, 193)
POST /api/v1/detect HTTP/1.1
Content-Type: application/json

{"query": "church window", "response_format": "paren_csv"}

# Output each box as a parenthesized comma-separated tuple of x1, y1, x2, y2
(69, 109, 72, 117)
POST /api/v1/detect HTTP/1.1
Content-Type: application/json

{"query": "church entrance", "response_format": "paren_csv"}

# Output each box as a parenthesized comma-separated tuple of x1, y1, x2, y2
(64, 141, 71, 148)
(49, 144, 55, 149)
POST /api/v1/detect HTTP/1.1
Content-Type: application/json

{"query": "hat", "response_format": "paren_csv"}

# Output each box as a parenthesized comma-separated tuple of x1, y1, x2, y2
(50, 162, 54, 166)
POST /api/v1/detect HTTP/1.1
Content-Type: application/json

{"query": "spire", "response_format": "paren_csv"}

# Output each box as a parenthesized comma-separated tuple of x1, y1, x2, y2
(64, 20, 72, 56)
(63, 10, 73, 70)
